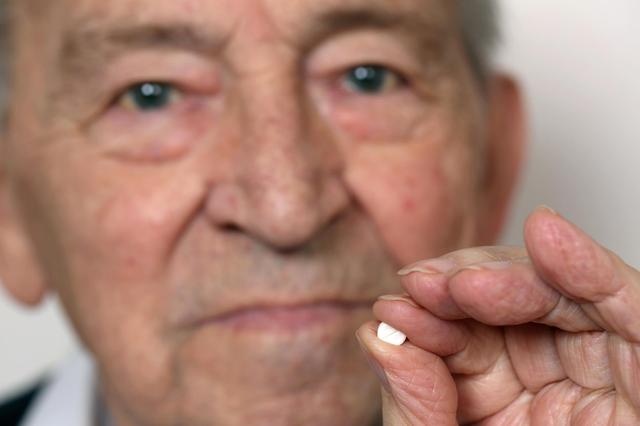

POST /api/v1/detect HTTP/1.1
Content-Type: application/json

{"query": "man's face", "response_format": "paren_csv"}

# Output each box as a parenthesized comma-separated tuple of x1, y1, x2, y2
(4, 0, 490, 424)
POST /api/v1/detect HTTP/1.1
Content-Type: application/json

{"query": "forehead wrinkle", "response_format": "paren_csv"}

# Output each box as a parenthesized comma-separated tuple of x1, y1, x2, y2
(288, 0, 455, 60)
(57, 0, 452, 67)
(51, 0, 241, 81)
(59, 22, 230, 75)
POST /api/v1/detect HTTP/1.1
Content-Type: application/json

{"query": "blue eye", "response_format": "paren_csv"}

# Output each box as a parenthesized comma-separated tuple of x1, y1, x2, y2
(120, 82, 179, 111)
(344, 65, 402, 94)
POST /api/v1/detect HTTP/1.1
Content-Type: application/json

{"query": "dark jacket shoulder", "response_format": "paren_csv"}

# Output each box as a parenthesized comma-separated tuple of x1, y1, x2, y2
(0, 383, 43, 426)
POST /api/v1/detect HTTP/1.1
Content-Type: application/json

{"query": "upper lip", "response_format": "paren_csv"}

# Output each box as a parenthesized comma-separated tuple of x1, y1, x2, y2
(184, 298, 375, 328)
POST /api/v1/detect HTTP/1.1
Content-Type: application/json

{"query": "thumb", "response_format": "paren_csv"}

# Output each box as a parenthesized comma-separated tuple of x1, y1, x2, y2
(356, 322, 458, 426)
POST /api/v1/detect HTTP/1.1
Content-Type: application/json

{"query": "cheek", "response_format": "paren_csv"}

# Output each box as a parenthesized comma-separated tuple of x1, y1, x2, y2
(20, 154, 214, 407)
(92, 172, 201, 271)
(62, 168, 202, 285)
(345, 141, 475, 266)
(15, 141, 204, 339)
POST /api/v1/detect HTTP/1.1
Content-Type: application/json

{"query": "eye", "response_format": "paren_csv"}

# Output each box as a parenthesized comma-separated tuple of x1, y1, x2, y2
(117, 82, 182, 111)
(342, 65, 404, 94)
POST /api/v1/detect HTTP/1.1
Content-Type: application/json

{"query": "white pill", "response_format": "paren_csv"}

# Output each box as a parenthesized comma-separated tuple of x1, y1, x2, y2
(377, 322, 407, 346)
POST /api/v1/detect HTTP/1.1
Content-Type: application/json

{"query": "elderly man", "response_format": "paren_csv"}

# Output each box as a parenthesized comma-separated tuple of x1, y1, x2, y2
(0, 0, 638, 425)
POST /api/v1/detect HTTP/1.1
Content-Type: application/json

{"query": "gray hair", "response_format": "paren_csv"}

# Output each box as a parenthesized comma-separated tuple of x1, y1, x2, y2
(0, 0, 500, 115)
(458, 0, 501, 82)
(0, 0, 9, 117)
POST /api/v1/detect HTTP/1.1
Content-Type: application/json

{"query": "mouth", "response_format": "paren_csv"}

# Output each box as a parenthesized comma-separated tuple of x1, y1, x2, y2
(189, 300, 374, 333)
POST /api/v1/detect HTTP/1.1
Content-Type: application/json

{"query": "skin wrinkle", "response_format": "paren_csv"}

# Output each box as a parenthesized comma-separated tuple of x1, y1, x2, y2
(455, 351, 524, 423)
(609, 337, 640, 415)
(0, 0, 498, 115)
(56, 25, 230, 105)
(1, 0, 511, 425)
(50, 11, 457, 130)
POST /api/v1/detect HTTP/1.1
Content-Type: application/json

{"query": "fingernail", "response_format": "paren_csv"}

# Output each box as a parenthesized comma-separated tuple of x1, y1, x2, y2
(377, 294, 420, 308)
(536, 205, 558, 215)
(356, 337, 392, 393)
(397, 257, 456, 276)
(465, 260, 513, 271)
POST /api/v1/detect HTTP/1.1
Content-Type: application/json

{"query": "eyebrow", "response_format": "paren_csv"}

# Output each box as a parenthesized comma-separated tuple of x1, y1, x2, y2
(59, 22, 228, 73)
(299, 6, 451, 55)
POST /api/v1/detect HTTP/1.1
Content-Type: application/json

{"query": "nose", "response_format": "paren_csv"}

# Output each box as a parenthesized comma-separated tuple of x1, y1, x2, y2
(205, 79, 349, 250)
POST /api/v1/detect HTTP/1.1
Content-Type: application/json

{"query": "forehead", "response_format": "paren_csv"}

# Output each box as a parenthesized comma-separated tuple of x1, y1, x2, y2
(64, 0, 451, 22)
(35, 0, 455, 46)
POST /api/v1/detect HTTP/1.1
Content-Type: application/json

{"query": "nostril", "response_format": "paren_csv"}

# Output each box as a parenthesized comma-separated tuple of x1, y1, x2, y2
(220, 223, 242, 234)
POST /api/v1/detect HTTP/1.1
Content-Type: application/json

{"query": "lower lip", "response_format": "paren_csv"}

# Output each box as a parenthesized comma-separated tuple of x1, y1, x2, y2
(198, 302, 372, 332)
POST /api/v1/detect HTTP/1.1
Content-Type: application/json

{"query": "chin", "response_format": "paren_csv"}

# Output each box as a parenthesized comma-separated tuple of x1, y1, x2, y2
(104, 310, 381, 426)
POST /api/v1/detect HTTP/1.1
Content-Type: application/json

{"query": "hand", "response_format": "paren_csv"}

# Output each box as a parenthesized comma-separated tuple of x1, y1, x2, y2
(357, 207, 640, 425)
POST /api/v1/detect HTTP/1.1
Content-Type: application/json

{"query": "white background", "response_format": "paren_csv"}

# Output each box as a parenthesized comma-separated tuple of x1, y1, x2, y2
(1, 0, 640, 397)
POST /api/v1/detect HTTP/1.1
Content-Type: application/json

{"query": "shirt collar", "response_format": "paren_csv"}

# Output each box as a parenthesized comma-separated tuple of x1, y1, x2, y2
(20, 350, 96, 426)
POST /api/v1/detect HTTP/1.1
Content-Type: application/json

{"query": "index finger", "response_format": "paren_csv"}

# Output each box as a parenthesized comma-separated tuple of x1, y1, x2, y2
(398, 246, 528, 320)
(401, 254, 599, 332)
(524, 207, 640, 343)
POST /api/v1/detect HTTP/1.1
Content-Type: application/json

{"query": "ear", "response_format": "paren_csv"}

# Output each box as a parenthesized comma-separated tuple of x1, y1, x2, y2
(0, 140, 48, 307)
(474, 74, 527, 245)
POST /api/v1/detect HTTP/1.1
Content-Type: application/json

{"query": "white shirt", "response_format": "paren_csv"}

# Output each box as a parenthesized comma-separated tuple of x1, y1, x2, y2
(19, 351, 102, 426)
